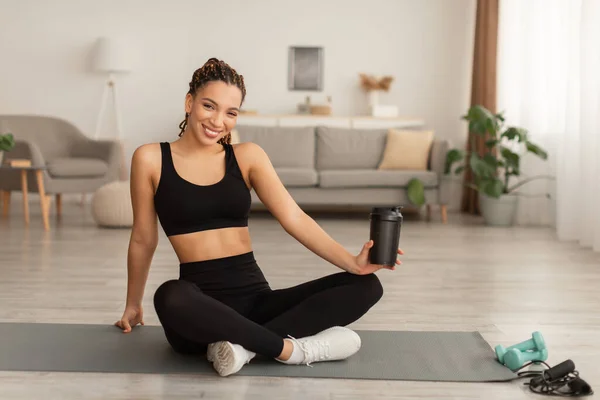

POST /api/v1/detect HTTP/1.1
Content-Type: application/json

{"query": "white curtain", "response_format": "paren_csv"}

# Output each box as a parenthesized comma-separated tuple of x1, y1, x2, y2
(497, 0, 600, 252)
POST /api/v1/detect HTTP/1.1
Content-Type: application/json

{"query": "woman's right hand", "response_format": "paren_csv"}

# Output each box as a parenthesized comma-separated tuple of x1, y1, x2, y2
(114, 305, 145, 333)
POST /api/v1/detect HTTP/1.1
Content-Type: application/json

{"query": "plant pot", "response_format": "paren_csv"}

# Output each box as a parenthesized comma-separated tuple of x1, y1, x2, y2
(478, 193, 518, 226)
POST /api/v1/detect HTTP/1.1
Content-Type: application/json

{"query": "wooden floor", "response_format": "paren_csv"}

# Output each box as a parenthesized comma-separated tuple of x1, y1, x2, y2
(0, 202, 598, 399)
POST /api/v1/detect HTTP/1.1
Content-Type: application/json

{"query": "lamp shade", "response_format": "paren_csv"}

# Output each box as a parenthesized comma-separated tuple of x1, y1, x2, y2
(92, 37, 131, 73)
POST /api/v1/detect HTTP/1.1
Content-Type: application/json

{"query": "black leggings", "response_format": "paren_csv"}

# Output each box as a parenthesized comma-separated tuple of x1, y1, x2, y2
(153, 252, 383, 358)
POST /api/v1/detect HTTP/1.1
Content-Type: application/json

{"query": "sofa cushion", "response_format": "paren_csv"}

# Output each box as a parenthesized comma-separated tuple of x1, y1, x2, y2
(318, 169, 438, 188)
(378, 129, 434, 170)
(47, 157, 108, 178)
(275, 168, 318, 187)
(235, 125, 315, 169)
(315, 126, 388, 170)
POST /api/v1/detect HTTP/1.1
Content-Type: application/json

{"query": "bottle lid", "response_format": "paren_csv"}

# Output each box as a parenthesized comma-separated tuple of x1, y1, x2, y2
(370, 206, 403, 220)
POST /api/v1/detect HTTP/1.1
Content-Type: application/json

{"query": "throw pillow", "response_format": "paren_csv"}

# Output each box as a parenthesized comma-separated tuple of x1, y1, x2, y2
(377, 129, 434, 170)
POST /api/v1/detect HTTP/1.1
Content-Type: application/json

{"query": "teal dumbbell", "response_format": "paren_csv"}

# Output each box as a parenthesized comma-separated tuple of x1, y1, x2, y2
(503, 348, 548, 371)
(495, 331, 546, 364)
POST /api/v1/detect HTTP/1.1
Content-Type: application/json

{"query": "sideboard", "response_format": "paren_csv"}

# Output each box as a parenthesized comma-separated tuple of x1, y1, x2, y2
(236, 114, 425, 129)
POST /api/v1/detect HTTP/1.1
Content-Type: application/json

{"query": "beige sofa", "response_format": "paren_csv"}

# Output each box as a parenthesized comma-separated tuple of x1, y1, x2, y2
(235, 125, 449, 221)
(0, 115, 121, 210)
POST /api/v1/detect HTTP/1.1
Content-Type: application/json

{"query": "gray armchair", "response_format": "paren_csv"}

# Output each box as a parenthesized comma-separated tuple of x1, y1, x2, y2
(0, 114, 121, 215)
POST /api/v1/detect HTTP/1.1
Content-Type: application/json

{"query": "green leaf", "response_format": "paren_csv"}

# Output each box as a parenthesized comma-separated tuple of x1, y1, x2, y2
(0, 133, 15, 152)
(501, 127, 528, 142)
(454, 165, 465, 175)
(471, 120, 489, 136)
(469, 105, 497, 122)
(501, 147, 520, 175)
(480, 178, 505, 198)
(485, 118, 497, 136)
(485, 139, 499, 148)
(482, 153, 501, 169)
(470, 152, 496, 178)
(525, 141, 548, 160)
(444, 149, 464, 174)
(406, 178, 426, 207)
(464, 105, 499, 136)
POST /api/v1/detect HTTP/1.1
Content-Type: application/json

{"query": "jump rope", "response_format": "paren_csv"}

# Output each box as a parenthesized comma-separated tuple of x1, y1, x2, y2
(513, 359, 593, 397)
(495, 331, 593, 397)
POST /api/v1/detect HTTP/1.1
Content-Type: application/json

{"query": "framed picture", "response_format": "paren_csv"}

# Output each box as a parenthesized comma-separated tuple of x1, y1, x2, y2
(288, 46, 323, 91)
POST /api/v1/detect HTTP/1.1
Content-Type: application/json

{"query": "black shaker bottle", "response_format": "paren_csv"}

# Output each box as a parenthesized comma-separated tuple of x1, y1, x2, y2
(368, 206, 403, 266)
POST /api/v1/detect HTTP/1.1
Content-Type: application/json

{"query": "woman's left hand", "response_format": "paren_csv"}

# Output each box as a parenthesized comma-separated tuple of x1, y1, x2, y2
(351, 240, 404, 275)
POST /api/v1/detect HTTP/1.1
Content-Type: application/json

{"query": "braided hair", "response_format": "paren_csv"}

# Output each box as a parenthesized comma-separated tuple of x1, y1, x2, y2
(178, 58, 246, 144)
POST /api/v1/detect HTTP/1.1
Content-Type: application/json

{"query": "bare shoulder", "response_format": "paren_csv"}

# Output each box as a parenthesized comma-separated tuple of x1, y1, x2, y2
(231, 142, 270, 173)
(131, 143, 163, 190)
(132, 143, 162, 170)
(231, 142, 272, 191)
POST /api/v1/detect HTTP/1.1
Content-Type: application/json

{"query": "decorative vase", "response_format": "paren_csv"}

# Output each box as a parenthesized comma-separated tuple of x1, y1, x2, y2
(368, 90, 379, 107)
(479, 193, 518, 226)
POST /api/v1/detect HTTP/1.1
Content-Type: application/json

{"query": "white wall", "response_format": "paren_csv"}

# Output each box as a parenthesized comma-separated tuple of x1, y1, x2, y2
(0, 0, 475, 208)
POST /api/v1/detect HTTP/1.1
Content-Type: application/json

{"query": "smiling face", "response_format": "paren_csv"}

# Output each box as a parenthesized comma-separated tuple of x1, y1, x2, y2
(184, 80, 243, 146)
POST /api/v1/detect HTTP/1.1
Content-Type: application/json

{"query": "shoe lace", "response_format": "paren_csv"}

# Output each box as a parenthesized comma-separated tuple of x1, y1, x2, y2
(288, 335, 330, 367)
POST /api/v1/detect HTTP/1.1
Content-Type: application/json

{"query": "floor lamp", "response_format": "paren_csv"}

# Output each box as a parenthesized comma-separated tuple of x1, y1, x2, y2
(92, 37, 130, 182)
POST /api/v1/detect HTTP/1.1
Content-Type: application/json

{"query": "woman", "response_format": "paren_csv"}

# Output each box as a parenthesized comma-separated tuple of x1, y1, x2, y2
(115, 58, 404, 377)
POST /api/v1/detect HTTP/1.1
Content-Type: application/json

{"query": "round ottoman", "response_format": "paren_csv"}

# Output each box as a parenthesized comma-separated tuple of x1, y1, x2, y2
(92, 180, 133, 228)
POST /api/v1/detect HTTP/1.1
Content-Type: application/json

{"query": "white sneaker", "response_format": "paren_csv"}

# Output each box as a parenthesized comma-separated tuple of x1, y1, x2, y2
(287, 326, 362, 366)
(207, 341, 256, 377)
(206, 342, 218, 363)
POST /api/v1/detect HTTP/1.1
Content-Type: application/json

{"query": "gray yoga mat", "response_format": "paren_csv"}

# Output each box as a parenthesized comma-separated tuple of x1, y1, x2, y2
(0, 323, 517, 382)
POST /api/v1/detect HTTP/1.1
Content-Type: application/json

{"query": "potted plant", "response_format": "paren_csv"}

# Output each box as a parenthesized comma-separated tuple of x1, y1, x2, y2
(0, 132, 16, 165)
(444, 105, 551, 226)
(359, 73, 394, 115)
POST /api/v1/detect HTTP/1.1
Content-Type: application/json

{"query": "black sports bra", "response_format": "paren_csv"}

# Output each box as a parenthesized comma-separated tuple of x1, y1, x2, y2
(153, 142, 251, 237)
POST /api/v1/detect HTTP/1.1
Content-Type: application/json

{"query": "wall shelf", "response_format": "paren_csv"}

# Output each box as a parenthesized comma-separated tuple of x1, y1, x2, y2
(236, 114, 425, 129)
